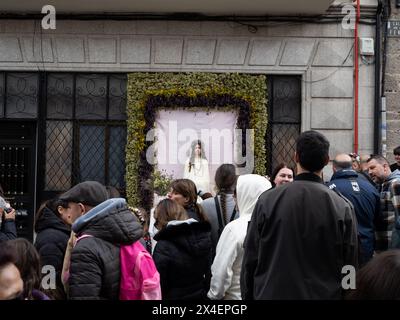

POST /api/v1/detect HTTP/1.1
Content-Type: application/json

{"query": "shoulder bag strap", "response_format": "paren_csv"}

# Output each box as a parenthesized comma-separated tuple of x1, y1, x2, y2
(74, 234, 93, 247)
(214, 196, 224, 237)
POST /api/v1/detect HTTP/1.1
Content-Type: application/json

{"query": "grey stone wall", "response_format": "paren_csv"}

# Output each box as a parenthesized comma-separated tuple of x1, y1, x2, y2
(0, 18, 376, 160)
(386, 2, 400, 163)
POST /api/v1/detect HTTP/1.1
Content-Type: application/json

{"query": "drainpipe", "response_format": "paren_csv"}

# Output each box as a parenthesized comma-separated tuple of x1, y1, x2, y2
(380, 0, 391, 156)
(374, 0, 383, 154)
(382, 96, 387, 157)
(354, 0, 360, 154)
(374, 0, 382, 154)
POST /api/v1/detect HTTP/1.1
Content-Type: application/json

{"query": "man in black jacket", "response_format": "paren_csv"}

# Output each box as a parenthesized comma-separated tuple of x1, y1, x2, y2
(241, 131, 358, 300)
(59, 181, 143, 300)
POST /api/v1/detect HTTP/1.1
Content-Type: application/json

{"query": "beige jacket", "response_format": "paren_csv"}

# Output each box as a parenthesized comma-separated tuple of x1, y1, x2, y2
(61, 231, 76, 295)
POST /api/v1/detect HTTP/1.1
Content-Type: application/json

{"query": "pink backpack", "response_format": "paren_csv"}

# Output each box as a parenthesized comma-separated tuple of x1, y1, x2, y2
(75, 235, 161, 300)
(119, 241, 161, 300)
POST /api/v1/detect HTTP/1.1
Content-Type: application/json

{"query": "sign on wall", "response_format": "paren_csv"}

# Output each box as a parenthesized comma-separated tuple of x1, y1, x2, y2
(388, 20, 400, 37)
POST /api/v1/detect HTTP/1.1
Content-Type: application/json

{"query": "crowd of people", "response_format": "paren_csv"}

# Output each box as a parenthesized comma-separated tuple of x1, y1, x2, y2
(1, 130, 400, 300)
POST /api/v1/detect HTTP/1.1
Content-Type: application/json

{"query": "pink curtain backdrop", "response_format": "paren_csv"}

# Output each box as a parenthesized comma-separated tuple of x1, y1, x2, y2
(153, 109, 238, 194)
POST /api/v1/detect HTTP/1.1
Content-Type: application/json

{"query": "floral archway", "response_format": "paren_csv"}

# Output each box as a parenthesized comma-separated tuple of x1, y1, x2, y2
(126, 72, 268, 211)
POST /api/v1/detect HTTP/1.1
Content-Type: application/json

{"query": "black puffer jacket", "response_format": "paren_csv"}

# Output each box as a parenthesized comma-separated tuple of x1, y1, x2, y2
(34, 207, 71, 298)
(0, 218, 17, 242)
(69, 198, 143, 300)
(153, 220, 212, 300)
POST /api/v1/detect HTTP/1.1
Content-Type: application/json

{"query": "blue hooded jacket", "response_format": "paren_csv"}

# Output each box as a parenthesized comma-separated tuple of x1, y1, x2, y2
(328, 169, 380, 264)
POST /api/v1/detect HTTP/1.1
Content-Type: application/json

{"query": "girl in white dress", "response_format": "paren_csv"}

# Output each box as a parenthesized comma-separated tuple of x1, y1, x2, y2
(183, 140, 210, 194)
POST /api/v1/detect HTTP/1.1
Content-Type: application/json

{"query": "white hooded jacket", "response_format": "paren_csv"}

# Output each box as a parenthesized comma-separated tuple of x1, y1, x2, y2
(207, 174, 272, 300)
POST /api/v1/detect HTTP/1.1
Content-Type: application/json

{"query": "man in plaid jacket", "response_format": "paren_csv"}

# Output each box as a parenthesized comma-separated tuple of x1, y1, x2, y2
(367, 155, 400, 250)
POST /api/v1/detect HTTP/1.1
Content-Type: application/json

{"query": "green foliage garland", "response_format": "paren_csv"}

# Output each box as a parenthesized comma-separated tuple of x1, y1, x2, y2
(126, 72, 267, 207)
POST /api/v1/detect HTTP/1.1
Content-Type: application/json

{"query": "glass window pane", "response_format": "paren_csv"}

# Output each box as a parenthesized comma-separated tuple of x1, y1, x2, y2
(45, 121, 73, 191)
(109, 75, 127, 120)
(109, 126, 127, 188)
(76, 74, 107, 119)
(47, 74, 73, 119)
(6, 73, 38, 119)
(272, 76, 301, 123)
(79, 125, 105, 184)
(271, 124, 300, 172)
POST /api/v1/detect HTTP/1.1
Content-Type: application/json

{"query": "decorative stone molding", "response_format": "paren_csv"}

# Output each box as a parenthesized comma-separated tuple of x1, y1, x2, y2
(0, 19, 377, 154)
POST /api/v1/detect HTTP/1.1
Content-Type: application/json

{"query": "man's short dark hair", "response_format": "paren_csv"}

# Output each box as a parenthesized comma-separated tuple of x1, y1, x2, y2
(367, 154, 390, 166)
(394, 146, 400, 156)
(296, 131, 330, 172)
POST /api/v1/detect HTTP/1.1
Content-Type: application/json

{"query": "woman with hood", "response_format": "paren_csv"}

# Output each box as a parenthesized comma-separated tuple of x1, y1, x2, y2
(34, 198, 71, 299)
(152, 198, 212, 300)
(207, 174, 272, 300)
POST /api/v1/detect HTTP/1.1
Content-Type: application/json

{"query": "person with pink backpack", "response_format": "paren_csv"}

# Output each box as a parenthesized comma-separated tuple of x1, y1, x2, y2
(75, 233, 161, 300)
(59, 181, 145, 300)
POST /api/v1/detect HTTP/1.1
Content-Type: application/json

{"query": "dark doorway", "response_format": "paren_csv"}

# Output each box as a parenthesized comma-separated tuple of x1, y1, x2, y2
(0, 121, 36, 240)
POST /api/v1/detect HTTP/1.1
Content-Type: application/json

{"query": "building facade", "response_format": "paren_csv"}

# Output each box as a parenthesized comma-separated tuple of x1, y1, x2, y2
(0, 0, 381, 239)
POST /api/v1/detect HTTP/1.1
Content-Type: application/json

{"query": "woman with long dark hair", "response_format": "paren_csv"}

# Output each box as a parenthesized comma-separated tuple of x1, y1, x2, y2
(183, 140, 210, 193)
(201, 164, 238, 252)
(5, 239, 50, 300)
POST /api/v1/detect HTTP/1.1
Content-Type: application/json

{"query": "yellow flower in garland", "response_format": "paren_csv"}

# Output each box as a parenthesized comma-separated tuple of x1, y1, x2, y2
(152, 169, 174, 196)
